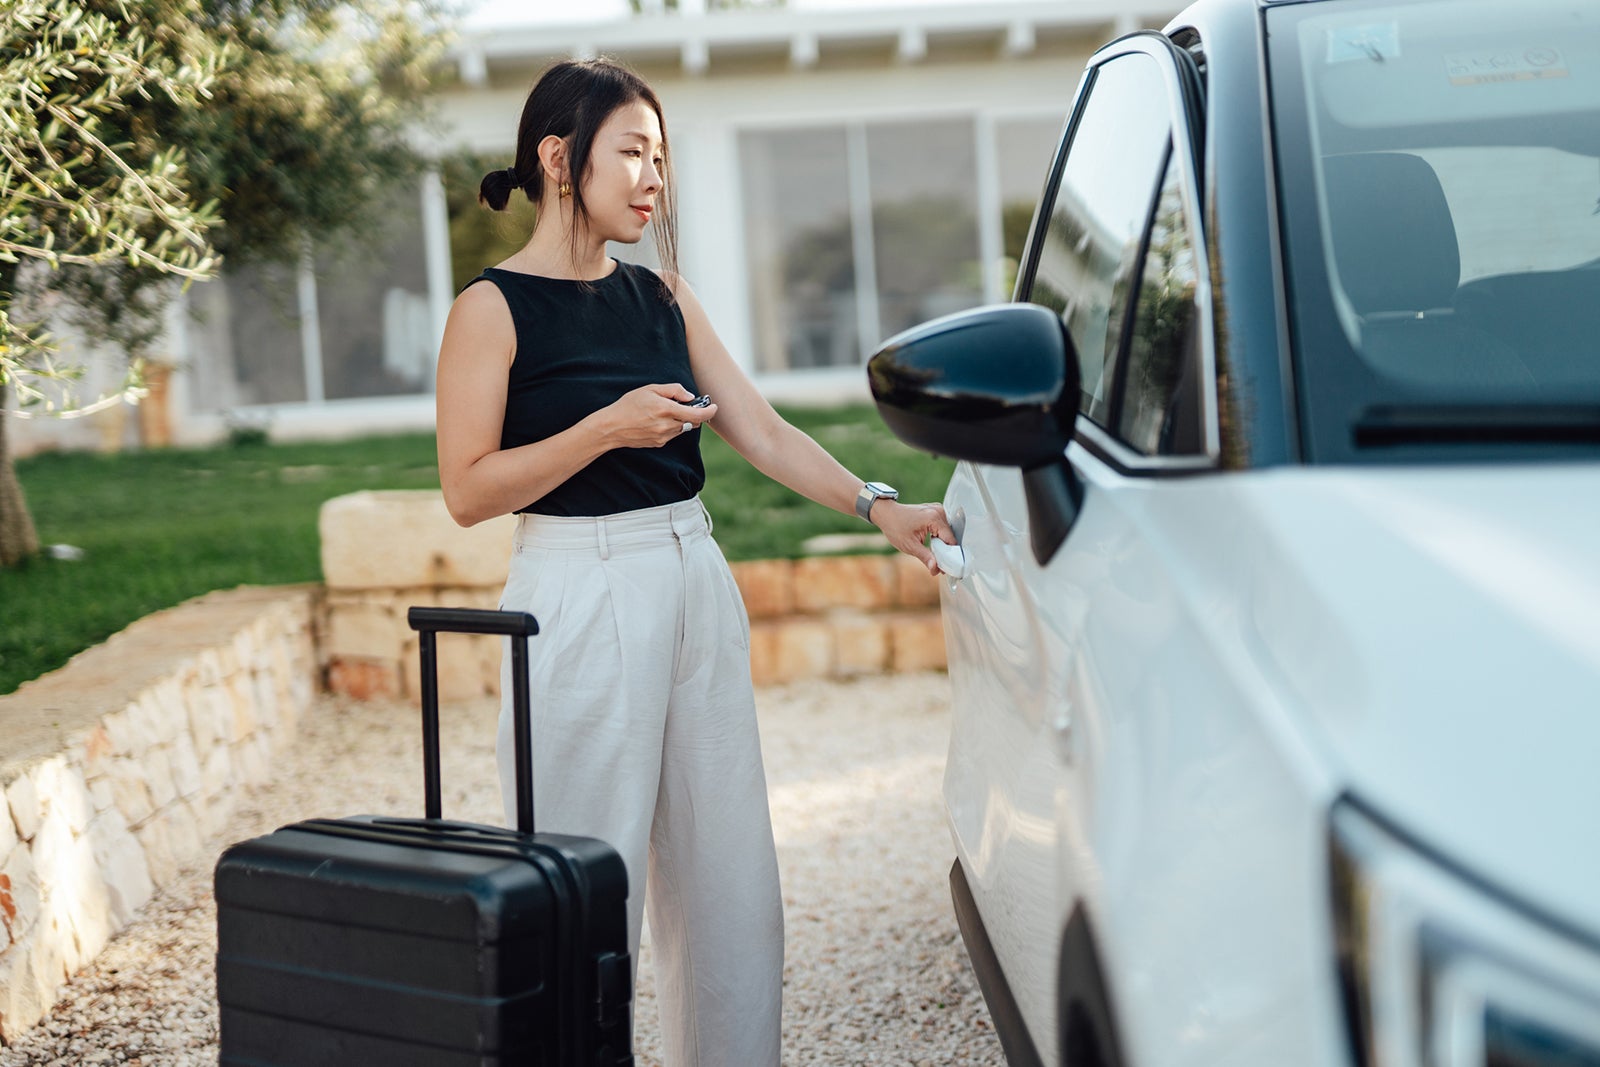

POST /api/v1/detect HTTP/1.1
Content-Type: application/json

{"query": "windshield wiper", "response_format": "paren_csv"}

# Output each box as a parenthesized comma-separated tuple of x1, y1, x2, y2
(1353, 405, 1600, 448)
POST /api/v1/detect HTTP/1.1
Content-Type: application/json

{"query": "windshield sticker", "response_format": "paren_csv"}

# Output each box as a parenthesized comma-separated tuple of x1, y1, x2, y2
(1445, 48, 1569, 86)
(1326, 23, 1401, 64)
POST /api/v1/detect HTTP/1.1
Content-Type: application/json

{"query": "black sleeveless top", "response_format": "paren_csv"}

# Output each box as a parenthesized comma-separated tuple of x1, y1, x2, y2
(467, 260, 704, 517)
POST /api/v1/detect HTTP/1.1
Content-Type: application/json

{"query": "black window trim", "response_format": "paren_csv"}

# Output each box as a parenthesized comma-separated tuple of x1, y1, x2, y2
(1016, 30, 1221, 478)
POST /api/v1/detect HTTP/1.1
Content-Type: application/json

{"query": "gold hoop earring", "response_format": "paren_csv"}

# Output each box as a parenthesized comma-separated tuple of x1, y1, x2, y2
(558, 181, 572, 199)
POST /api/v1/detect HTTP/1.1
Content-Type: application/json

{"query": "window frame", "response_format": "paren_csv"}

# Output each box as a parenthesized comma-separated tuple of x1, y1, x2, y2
(1016, 31, 1220, 475)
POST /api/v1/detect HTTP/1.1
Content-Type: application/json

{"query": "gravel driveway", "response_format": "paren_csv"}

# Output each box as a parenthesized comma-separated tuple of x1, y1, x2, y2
(0, 672, 1003, 1066)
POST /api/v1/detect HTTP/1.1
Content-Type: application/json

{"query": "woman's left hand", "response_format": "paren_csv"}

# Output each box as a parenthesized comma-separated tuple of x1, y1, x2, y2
(871, 500, 957, 575)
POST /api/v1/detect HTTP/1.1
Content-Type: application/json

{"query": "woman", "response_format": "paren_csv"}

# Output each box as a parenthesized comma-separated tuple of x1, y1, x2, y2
(434, 57, 953, 1067)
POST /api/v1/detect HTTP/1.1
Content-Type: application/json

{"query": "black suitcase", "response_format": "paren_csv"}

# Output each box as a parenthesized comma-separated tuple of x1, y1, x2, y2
(214, 607, 634, 1066)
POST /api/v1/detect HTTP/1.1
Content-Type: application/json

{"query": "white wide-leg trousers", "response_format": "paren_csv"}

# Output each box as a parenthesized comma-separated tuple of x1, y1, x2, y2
(495, 498, 783, 1067)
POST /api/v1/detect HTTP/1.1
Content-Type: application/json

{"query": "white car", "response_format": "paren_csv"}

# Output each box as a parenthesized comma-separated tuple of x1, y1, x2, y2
(867, 0, 1600, 1065)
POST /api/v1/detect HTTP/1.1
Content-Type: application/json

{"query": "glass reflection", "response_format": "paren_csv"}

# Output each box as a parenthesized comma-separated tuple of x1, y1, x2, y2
(868, 119, 983, 341)
(1028, 53, 1172, 424)
(739, 126, 858, 373)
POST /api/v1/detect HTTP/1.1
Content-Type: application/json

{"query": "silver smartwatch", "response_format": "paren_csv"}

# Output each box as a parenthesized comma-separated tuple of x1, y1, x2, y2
(855, 481, 899, 524)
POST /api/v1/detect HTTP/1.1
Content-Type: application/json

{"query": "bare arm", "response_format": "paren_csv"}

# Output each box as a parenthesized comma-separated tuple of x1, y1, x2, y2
(667, 274, 954, 570)
(435, 282, 718, 527)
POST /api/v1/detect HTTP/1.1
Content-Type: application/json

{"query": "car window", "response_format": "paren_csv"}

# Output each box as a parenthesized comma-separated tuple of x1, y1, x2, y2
(1117, 152, 1204, 455)
(1268, 0, 1600, 462)
(1026, 53, 1173, 429)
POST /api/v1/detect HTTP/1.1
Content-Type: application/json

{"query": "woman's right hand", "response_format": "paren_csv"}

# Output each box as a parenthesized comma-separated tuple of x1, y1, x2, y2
(593, 383, 719, 448)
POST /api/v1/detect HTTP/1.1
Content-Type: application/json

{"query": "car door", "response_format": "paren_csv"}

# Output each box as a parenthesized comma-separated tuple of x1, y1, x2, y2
(940, 33, 1214, 1065)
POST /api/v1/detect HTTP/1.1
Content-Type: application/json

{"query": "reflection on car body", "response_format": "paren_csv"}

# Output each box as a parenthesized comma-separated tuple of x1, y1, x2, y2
(868, 0, 1600, 1065)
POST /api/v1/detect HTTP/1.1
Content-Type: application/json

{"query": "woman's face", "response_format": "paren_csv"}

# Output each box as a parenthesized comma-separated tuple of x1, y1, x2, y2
(579, 99, 665, 245)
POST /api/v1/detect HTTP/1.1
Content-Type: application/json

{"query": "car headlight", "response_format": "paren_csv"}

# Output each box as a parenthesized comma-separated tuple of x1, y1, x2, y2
(1329, 799, 1600, 1067)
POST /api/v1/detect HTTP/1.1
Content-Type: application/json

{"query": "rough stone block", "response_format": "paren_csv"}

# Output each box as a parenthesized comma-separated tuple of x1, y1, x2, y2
(0, 943, 47, 1044)
(27, 816, 74, 905)
(73, 724, 116, 781)
(271, 665, 295, 712)
(105, 759, 155, 829)
(146, 681, 188, 748)
(385, 588, 439, 613)
(36, 899, 74, 984)
(324, 599, 409, 661)
(98, 705, 138, 759)
(831, 617, 891, 676)
(250, 670, 281, 733)
(474, 630, 503, 666)
(58, 764, 95, 837)
(892, 552, 943, 608)
(25, 818, 105, 976)
(201, 745, 234, 801)
(233, 734, 269, 787)
(2, 845, 40, 946)
(326, 657, 402, 701)
(288, 658, 315, 711)
(187, 686, 229, 754)
(87, 811, 153, 929)
(170, 734, 203, 799)
(320, 491, 516, 591)
(230, 630, 254, 675)
(54, 834, 111, 971)
(136, 802, 202, 888)
(0, 796, 14, 859)
(263, 639, 291, 683)
(729, 560, 795, 620)
(749, 620, 833, 687)
(17, 760, 90, 842)
(793, 556, 894, 613)
(748, 624, 780, 688)
(87, 778, 115, 814)
(401, 636, 494, 703)
(433, 586, 501, 612)
(889, 612, 948, 673)
(175, 800, 206, 859)
(6, 774, 39, 843)
(227, 673, 257, 741)
(124, 695, 166, 758)
(196, 647, 225, 688)
(144, 747, 178, 811)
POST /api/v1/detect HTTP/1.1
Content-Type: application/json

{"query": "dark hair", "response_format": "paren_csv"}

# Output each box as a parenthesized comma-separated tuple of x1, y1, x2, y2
(479, 57, 679, 289)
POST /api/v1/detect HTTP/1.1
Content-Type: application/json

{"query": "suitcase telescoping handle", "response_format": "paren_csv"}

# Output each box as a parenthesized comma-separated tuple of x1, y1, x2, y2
(406, 607, 540, 834)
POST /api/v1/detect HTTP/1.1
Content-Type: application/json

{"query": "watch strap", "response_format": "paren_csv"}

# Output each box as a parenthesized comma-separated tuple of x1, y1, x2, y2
(855, 482, 899, 523)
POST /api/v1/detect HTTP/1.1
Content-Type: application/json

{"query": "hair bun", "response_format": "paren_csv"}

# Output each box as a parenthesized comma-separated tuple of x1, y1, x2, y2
(478, 166, 520, 211)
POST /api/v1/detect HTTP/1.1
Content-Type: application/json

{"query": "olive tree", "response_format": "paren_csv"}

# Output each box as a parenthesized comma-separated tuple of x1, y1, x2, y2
(0, 0, 222, 566)
(0, 0, 446, 567)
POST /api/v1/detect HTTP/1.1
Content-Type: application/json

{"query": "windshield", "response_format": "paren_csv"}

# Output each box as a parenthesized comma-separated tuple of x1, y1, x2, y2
(1267, 0, 1600, 461)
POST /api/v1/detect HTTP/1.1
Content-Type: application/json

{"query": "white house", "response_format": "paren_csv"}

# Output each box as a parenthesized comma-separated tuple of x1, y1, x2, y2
(13, 0, 1185, 454)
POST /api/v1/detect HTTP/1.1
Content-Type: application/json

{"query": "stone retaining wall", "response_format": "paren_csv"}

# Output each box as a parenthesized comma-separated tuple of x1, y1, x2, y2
(0, 586, 319, 1042)
(738, 553, 947, 684)
(319, 490, 947, 699)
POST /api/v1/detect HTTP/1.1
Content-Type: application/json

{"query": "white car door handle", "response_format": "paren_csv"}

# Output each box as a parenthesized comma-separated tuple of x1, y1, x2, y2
(930, 538, 969, 580)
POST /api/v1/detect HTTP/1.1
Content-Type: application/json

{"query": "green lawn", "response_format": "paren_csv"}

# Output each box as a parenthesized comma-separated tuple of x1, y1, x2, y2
(1, 405, 954, 695)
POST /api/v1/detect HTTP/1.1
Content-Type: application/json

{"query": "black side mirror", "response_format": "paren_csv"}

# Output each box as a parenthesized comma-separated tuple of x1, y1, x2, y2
(867, 303, 1085, 565)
